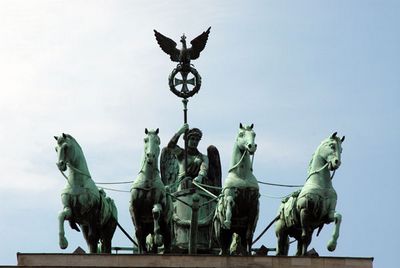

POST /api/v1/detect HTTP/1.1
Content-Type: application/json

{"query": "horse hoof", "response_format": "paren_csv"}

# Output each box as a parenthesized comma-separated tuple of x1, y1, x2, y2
(327, 240, 337, 251)
(59, 236, 68, 249)
(155, 234, 163, 246)
(223, 220, 231, 229)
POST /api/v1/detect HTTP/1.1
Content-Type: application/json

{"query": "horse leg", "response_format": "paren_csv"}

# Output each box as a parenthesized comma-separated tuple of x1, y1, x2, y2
(245, 197, 259, 255)
(223, 189, 236, 229)
(213, 217, 223, 255)
(161, 190, 172, 254)
(136, 227, 147, 253)
(158, 203, 172, 254)
(152, 203, 163, 253)
(275, 219, 289, 256)
(296, 240, 303, 256)
(101, 240, 111, 254)
(160, 220, 171, 254)
(299, 208, 313, 256)
(219, 229, 232, 255)
(58, 194, 74, 250)
(82, 224, 99, 253)
(100, 218, 117, 253)
(327, 211, 342, 251)
(239, 230, 248, 256)
(58, 206, 72, 249)
(130, 189, 146, 253)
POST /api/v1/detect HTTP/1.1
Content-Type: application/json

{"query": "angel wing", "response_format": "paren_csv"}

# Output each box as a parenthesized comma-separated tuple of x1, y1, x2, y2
(189, 27, 211, 60)
(204, 145, 222, 195)
(154, 30, 180, 62)
(160, 146, 180, 192)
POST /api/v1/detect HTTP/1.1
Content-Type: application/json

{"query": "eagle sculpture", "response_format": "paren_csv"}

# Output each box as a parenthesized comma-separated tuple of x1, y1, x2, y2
(154, 27, 211, 68)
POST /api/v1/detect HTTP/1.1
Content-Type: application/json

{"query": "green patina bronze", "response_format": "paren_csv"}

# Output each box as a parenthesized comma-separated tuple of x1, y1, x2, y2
(214, 123, 260, 255)
(50, 28, 349, 257)
(275, 132, 345, 256)
(160, 123, 221, 253)
(54, 133, 118, 253)
(129, 128, 172, 254)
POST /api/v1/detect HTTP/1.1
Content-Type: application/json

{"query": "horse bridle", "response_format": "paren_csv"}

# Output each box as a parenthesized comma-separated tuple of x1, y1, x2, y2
(228, 147, 255, 173)
(58, 162, 92, 187)
(306, 162, 336, 181)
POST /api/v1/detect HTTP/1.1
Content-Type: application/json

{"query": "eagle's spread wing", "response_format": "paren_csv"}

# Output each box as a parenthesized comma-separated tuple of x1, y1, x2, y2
(154, 30, 180, 62)
(189, 27, 211, 60)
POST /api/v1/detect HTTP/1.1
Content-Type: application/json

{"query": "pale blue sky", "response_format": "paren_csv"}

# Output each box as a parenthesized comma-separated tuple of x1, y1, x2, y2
(0, 1, 398, 267)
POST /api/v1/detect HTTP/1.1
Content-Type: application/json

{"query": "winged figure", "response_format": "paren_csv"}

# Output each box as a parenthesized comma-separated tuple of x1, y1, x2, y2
(154, 27, 211, 68)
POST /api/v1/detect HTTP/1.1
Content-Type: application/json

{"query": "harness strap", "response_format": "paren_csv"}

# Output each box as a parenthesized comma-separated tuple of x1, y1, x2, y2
(306, 163, 329, 181)
(228, 149, 247, 172)
(67, 163, 91, 178)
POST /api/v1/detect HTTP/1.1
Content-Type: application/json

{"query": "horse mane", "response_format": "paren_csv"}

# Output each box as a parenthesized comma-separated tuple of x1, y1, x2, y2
(307, 152, 316, 174)
(64, 134, 83, 153)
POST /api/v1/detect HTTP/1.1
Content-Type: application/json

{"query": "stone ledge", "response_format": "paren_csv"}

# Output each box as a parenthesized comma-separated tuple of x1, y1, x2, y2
(17, 253, 374, 268)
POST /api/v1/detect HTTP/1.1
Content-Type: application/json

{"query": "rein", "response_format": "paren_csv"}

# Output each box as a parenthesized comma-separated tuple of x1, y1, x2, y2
(67, 162, 91, 178)
(138, 156, 160, 176)
(306, 162, 336, 181)
(57, 162, 92, 187)
(228, 148, 254, 173)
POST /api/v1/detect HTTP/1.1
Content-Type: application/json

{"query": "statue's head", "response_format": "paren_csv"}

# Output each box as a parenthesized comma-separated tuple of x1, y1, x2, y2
(180, 34, 187, 45)
(185, 128, 202, 149)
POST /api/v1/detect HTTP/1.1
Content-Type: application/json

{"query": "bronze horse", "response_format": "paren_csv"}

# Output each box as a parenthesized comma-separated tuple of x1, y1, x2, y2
(129, 129, 172, 253)
(214, 124, 260, 255)
(55, 133, 117, 253)
(275, 132, 344, 255)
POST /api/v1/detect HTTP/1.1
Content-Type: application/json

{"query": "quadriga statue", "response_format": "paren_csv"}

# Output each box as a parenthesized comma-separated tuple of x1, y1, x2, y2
(54, 133, 118, 253)
(129, 128, 173, 253)
(214, 123, 260, 255)
(275, 132, 345, 256)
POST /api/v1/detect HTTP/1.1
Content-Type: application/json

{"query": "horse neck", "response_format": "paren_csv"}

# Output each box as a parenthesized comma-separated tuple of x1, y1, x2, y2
(229, 143, 252, 177)
(140, 156, 159, 179)
(307, 151, 332, 188)
(67, 146, 93, 187)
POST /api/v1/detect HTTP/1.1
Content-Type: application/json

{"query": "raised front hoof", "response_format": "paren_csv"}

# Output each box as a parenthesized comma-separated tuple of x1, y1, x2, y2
(59, 236, 68, 249)
(223, 220, 231, 229)
(327, 240, 337, 251)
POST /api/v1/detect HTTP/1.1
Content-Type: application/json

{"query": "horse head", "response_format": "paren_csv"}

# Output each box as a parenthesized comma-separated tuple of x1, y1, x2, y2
(237, 123, 257, 155)
(318, 132, 345, 171)
(143, 128, 161, 166)
(54, 133, 71, 171)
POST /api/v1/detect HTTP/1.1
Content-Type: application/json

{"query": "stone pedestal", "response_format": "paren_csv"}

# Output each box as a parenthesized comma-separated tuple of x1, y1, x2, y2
(16, 253, 373, 268)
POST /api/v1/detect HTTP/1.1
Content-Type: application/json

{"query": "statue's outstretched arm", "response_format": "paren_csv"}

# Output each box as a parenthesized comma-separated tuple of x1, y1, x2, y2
(194, 155, 209, 183)
(168, 123, 188, 149)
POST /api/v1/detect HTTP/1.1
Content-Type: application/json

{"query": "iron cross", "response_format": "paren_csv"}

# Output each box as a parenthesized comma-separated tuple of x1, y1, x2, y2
(174, 71, 195, 94)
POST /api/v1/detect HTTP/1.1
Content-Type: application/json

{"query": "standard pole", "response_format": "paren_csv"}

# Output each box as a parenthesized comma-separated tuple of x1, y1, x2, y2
(182, 98, 189, 180)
